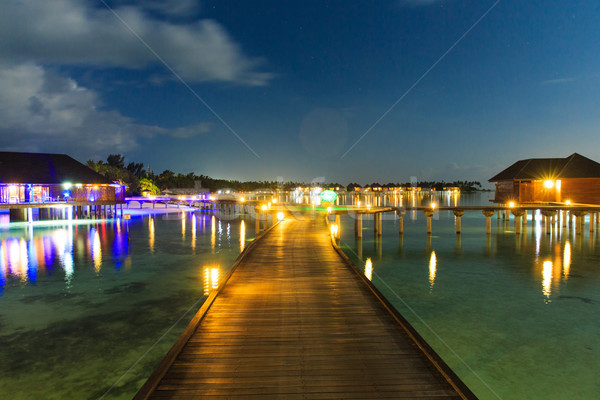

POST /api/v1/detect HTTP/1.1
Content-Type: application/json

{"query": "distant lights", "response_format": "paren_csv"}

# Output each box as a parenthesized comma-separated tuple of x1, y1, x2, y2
(63, 182, 72, 190)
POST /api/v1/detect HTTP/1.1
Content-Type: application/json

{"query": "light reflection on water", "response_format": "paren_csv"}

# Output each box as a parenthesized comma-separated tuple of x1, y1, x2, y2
(0, 210, 254, 399)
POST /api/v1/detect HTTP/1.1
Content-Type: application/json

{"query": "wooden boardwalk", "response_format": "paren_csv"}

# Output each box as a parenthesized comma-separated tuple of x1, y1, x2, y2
(136, 215, 476, 399)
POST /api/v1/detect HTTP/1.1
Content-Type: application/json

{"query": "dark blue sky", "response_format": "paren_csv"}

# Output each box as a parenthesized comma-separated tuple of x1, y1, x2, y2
(1, 0, 599, 186)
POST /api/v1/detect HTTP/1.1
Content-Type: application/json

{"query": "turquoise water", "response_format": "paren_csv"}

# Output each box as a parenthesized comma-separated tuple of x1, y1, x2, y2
(0, 210, 254, 399)
(338, 192, 600, 399)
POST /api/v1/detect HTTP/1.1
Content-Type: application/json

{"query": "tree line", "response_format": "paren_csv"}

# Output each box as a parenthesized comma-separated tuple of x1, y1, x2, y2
(87, 154, 482, 195)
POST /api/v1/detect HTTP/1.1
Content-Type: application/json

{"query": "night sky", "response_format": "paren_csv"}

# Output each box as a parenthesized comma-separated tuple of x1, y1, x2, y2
(1, 0, 599, 186)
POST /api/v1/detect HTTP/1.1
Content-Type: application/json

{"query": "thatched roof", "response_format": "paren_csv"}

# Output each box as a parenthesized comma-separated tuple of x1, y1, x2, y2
(0, 152, 111, 184)
(489, 153, 600, 182)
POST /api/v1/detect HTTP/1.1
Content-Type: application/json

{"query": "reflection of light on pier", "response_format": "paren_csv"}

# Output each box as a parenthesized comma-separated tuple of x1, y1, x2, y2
(191, 215, 196, 250)
(542, 260, 553, 298)
(429, 251, 437, 289)
(181, 213, 186, 239)
(211, 215, 216, 250)
(203, 266, 220, 295)
(149, 217, 155, 252)
(240, 220, 245, 252)
(365, 258, 373, 281)
(90, 228, 102, 272)
(563, 241, 571, 279)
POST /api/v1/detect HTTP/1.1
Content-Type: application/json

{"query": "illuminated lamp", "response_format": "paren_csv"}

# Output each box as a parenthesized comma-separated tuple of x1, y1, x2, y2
(565, 200, 572, 206)
(508, 201, 515, 208)
(63, 182, 72, 190)
(62, 190, 71, 199)
(327, 207, 332, 214)
(544, 180, 555, 189)
(261, 204, 267, 211)
(431, 203, 436, 210)
(239, 197, 245, 202)
(320, 190, 337, 203)
(277, 212, 284, 221)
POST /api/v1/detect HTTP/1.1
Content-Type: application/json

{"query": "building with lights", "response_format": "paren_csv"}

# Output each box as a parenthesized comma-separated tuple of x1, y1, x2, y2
(0, 151, 125, 204)
(489, 153, 600, 204)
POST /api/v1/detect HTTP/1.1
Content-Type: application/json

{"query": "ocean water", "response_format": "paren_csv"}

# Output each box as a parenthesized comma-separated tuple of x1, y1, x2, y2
(0, 210, 253, 399)
(338, 192, 600, 400)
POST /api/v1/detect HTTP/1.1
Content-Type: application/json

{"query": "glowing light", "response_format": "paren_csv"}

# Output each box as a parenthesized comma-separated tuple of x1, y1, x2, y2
(149, 217, 155, 252)
(429, 251, 437, 289)
(320, 190, 338, 203)
(209, 195, 216, 201)
(563, 241, 571, 279)
(330, 224, 338, 237)
(565, 200, 572, 206)
(542, 260, 553, 298)
(357, 200, 361, 206)
(240, 197, 245, 202)
(211, 215, 216, 250)
(544, 180, 554, 189)
(327, 207, 332, 214)
(431, 203, 436, 210)
(508, 201, 515, 208)
(240, 220, 246, 252)
(267, 202, 271, 209)
(63, 182, 72, 189)
(366, 204, 371, 210)
(272, 198, 278, 204)
(365, 258, 373, 281)
(261, 204, 267, 211)
(277, 212, 284, 221)
(203, 266, 221, 295)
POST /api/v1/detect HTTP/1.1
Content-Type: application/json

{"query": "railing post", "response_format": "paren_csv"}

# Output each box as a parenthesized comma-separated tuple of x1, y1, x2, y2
(511, 209, 524, 234)
(355, 213, 362, 238)
(483, 209, 495, 235)
(424, 210, 434, 235)
(452, 209, 464, 234)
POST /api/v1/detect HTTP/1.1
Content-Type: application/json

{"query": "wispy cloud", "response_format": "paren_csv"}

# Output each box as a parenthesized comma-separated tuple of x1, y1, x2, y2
(540, 77, 577, 85)
(0, 0, 272, 86)
(0, 64, 209, 156)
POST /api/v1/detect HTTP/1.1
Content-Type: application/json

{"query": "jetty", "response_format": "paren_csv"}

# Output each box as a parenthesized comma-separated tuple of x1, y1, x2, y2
(136, 213, 476, 399)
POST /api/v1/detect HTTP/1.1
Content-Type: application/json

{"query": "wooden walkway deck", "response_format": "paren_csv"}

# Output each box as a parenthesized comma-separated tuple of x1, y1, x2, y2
(136, 215, 476, 399)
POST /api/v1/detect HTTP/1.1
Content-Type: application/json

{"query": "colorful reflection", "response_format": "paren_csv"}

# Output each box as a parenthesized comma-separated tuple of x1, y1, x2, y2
(0, 221, 130, 292)
(148, 217, 155, 252)
(542, 260, 553, 298)
(563, 241, 571, 279)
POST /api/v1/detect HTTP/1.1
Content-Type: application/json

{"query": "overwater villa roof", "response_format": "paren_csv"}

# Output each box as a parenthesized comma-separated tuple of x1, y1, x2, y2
(0, 152, 112, 184)
(489, 153, 600, 182)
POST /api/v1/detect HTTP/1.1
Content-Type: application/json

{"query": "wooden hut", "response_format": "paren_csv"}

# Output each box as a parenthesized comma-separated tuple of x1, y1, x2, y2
(489, 153, 600, 205)
(0, 152, 125, 204)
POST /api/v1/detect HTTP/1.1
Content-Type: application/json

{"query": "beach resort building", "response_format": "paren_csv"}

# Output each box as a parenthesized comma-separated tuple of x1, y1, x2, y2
(0, 152, 125, 222)
(489, 153, 600, 205)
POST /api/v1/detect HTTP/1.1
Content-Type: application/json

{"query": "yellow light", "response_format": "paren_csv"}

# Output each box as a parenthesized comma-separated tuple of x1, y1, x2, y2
(272, 198, 277, 204)
(544, 180, 554, 189)
(327, 207, 332, 214)
(261, 204, 267, 211)
(565, 200, 571, 206)
(240, 197, 245, 202)
(366, 204, 371, 210)
(365, 258, 373, 281)
(209, 195, 216, 201)
(429, 251, 437, 289)
(431, 203, 436, 210)
(277, 212, 284, 221)
(330, 224, 338, 237)
(267, 202, 271, 209)
(508, 201, 515, 208)
(542, 260, 553, 298)
(357, 200, 361, 206)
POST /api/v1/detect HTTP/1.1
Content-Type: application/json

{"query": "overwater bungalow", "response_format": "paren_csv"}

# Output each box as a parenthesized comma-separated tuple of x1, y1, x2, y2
(489, 153, 600, 204)
(0, 151, 125, 204)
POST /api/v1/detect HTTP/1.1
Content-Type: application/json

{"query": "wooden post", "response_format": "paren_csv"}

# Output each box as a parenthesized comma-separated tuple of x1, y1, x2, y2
(453, 209, 464, 234)
(255, 213, 260, 235)
(483, 210, 495, 235)
(374, 213, 382, 236)
(424, 210, 434, 235)
(590, 212, 595, 233)
(355, 213, 362, 238)
(398, 210, 405, 235)
(541, 210, 555, 235)
(522, 210, 528, 227)
(512, 209, 524, 234)
(573, 211, 586, 236)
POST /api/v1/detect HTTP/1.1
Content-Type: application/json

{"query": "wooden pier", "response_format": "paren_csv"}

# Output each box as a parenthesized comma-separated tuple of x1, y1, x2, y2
(136, 214, 476, 399)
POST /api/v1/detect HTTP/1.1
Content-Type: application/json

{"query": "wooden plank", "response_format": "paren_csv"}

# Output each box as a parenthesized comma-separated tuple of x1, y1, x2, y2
(136, 216, 477, 400)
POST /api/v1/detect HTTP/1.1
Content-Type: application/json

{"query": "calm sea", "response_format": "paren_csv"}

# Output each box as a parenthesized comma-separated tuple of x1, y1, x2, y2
(0, 210, 252, 399)
(338, 191, 599, 400)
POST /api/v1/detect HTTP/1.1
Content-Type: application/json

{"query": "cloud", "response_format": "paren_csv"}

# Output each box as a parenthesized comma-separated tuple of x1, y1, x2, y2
(0, 63, 209, 156)
(0, 0, 272, 86)
(540, 77, 577, 85)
